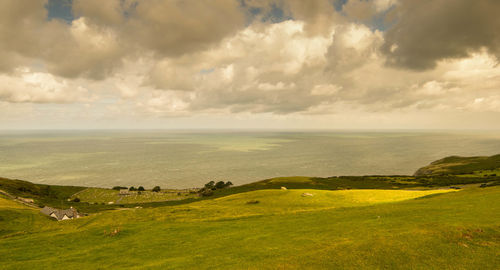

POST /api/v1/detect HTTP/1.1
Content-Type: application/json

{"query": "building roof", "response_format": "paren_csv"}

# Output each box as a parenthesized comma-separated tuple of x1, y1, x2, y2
(40, 206, 56, 216)
(40, 206, 78, 220)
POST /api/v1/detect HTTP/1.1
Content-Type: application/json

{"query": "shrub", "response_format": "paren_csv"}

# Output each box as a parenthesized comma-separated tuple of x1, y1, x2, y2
(17, 187, 30, 193)
(246, 200, 260, 204)
(72, 197, 81, 202)
(138, 186, 145, 191)
(152, 186, 161, 192)
(112, 186, 127, 191)
(200, 189, 214, 197)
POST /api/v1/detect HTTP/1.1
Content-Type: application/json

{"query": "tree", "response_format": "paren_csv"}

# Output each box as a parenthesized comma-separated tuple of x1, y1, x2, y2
(225, 181, 233, 188)
(129, 186, 136, 191)
(215, 181, 226, 189)
(112, 186, 127, 191)
(152, 186, 161, 192)
(204, 181, 215, 190)
(138, 186, 145, 191)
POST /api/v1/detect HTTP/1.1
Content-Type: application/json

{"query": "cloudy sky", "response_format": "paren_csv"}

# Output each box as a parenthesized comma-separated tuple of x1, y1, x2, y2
(1, 0, 499, 130)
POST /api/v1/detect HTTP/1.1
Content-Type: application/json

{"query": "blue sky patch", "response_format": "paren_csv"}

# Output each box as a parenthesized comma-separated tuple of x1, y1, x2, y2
(333, 0, 348, 11)
(46, 0, 74, 23)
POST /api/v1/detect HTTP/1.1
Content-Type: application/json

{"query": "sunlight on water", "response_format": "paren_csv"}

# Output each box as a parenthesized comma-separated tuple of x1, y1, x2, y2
(0, 130, 499, 188)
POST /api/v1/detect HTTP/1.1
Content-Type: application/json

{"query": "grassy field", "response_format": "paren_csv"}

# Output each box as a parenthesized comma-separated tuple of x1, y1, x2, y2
(178, 189, 456, 219)
(71, 188, 198, 204)
(1, 173, 497, 214)
(0, 178, 201, 213)
(1, 186, 499, 269)
(0, 195, 58, 239)
(1, 154, 499, 269)
(0, 177, 87, 208)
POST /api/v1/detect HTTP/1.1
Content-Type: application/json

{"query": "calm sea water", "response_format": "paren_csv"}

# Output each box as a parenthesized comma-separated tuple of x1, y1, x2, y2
(0, 130, 499, 188)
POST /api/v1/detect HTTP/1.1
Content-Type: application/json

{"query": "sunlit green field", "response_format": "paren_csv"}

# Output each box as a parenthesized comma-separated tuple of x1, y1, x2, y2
(1, 187, 498, 269)
(71, 188, 198, 204)
(173, 189, 456, 219)
(0, 196, 28, 209)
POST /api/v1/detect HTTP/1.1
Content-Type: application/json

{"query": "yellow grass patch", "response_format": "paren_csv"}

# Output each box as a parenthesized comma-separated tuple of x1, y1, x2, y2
(0, 196, 31, 209)
(150, 189, 457, 222)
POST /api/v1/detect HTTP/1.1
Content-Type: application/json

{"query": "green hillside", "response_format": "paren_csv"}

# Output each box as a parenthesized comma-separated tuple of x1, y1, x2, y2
(0, 178, 197, 213)
(0, 177, 85, 197)
(0, 187, 499, 269)
(0, 177, 86, 207)
(414, 154, 500, 176)
(1, 155, 499, 269)
(0, 196, 58, 238)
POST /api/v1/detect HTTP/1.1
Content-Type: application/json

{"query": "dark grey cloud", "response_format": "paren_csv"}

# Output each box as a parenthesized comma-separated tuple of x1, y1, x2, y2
(382, 0, 500, 70)
(125, 0, 246, 57)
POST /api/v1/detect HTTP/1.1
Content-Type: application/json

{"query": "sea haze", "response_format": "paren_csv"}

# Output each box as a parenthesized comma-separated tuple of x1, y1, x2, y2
(0, 130, 499, 189)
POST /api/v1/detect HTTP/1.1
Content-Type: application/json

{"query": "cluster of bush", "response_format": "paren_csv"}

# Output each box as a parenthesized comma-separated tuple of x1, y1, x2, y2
(198, 181, 233, 196)
(128, 186, 145, 191)
(112, 186, 161, 192)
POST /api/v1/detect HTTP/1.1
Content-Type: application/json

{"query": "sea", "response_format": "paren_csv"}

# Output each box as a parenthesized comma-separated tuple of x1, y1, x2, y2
(1, 130, 499, 189)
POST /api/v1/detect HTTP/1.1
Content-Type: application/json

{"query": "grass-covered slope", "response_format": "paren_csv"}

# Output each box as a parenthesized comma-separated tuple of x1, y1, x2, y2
(169, 189, 455, 220)
(0, 195, 57, 238)
(0, 177, 85, 208)
(1, 171, 497, 215)
(414, 154, 500, 176)
(0, 178, 197, 213)
(1, 187, 499, 269)
(209, 173, 498, 200)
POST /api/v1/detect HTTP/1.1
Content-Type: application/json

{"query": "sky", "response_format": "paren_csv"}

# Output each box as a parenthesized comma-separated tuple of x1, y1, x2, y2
(0, 0, 499, 130)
